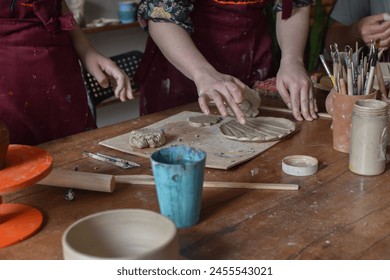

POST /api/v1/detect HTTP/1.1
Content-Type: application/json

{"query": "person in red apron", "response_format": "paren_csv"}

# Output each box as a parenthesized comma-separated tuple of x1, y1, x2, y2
(0, 0, 133, 145)
(136, 0, 317, 123)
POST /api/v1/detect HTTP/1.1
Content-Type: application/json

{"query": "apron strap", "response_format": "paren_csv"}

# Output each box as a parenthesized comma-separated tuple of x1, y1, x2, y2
(281, 0, 293, 20)
(33, 0, 75, 32)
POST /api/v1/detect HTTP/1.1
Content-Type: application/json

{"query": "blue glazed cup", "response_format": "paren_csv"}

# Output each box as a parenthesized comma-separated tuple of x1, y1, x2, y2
(118, 1, 137, 24)
(150, 145, 207, 228)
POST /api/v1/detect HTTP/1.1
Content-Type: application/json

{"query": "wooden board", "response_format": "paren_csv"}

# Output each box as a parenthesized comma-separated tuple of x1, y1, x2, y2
(99, 111, 291, 170)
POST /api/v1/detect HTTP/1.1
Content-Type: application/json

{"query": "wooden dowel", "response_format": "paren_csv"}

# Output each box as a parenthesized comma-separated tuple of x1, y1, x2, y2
(259, 106, 332, 120)
(38, 169, 299, 192)
(115, 175, 299, 191)
(115, 174, 155, 185)
(203, 181, 299, 190)
(38, 169, 115, 192)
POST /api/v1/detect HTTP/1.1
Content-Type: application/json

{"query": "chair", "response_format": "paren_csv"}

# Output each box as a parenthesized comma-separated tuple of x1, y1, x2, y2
(82, 50, 143, 119)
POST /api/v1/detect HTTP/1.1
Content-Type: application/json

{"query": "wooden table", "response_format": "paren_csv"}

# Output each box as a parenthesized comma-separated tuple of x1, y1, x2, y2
(1, 98, 389, 260)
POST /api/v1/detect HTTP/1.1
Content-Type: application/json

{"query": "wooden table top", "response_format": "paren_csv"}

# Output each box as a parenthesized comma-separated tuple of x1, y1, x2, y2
(1, 98, 389, 260)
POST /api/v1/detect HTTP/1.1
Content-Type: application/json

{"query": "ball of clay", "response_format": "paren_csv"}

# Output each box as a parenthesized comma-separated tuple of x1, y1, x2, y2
(0, 121, 9, 170)
(129, 128, 167, 149)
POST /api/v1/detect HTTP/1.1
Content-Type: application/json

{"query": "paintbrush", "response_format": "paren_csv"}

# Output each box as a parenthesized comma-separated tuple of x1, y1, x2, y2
(364, 47, 378, 95)
(319, 54, 336, 90)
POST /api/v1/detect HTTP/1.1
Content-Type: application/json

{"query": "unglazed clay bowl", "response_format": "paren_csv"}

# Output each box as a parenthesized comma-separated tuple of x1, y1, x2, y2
(62, 209, 179, 260)
(325, 88, 378, 117)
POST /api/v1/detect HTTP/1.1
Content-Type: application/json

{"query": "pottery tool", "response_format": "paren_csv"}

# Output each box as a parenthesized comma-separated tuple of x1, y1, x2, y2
(38, 169, 300, 192)
(344, 46, 353, 95)
(339, 78, 348, 95)
(364, 50, 377, 95)
(347, 64, 353, 95)
(319, 54, 336, 90)
(83, 151, 140, 169)
(326, 41, 382, 96)
(376, 61, 387, 98)
(375, 45, 387, 98)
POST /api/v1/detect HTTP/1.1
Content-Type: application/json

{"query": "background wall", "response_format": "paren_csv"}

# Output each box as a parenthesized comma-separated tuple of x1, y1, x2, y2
(73, 0, 148, 56)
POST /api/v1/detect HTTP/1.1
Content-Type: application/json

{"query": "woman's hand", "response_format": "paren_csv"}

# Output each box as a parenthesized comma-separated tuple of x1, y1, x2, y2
(275, 5, 316, 121)
(194, 69, 247, 124)
(356, 14, 390, 49)
(64, 0, 133, 103)
(276, 60, 318, 121)
(83, 51, 133, 102)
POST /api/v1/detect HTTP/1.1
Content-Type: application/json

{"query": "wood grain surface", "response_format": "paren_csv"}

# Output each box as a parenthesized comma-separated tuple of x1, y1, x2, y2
(1, 101, 389, 260)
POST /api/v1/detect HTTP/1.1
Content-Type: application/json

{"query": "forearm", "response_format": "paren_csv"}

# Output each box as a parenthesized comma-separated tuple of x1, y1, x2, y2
(148, 21, 215, 82)
(148, 20, 247, 124)
(275, 6, 317, 121)
(62, 1, 95, 62)
(276, 6, 310, 66)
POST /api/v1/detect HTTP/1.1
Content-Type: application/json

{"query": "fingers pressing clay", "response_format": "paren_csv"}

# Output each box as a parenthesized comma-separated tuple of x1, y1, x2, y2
(227, 87, 261, 118)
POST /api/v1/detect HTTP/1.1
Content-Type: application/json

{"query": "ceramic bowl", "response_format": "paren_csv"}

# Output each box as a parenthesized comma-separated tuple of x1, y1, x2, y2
(62, 208, 179, 260)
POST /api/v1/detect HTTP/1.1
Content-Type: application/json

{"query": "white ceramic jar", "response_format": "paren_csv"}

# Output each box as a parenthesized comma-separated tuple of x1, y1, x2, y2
(349, 99, 388, 176)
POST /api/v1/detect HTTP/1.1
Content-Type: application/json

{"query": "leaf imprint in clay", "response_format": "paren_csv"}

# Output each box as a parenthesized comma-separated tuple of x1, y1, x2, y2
(219, 117, 295, 142)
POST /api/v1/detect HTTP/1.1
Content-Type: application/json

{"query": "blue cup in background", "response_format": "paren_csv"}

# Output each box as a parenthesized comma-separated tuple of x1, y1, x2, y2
(118, 1, 137, 24)
(150, 145, 207, 228)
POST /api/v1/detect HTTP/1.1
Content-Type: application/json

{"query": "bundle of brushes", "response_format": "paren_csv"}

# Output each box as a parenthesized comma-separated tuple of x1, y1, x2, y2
(319, 39, 388, 98)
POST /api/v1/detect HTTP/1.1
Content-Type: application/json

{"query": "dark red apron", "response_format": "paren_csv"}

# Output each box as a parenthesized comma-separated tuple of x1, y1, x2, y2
(136, 0, 277, 116)
(0, 0, 96, 145)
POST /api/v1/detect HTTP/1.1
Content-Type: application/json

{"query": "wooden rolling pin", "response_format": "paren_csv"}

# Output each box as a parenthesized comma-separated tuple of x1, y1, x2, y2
(38, 169, 299, 192)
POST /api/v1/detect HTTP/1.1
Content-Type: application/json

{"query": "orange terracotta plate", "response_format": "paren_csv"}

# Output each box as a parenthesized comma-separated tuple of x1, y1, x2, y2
(0, 144, 53, 194)
(0, 203, 43, 248)
(0, 145, 52, 248)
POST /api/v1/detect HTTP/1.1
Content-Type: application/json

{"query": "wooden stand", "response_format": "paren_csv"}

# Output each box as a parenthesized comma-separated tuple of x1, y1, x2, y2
(0, 145, 52, 248)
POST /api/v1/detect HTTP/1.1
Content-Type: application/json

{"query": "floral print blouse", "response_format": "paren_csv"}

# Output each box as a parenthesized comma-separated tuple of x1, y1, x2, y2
(137, 0, 313, 33)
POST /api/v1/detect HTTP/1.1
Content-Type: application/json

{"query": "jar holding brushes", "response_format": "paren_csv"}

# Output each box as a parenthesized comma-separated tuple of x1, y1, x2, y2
(320, 40, 390, 176)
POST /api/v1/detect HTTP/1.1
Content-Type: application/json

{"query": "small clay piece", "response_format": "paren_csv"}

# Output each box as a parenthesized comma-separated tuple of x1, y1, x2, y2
(64, 189, 75, 201)
(219, 117, 295, 142)
(129, 128, 167, 149)
(187, 114, 222, 127)
(0, 121, 9, 169)
(227, 87, 261, 118)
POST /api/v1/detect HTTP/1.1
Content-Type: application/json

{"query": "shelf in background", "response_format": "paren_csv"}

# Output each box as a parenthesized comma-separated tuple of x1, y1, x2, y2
(82, 22, 140, 34)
